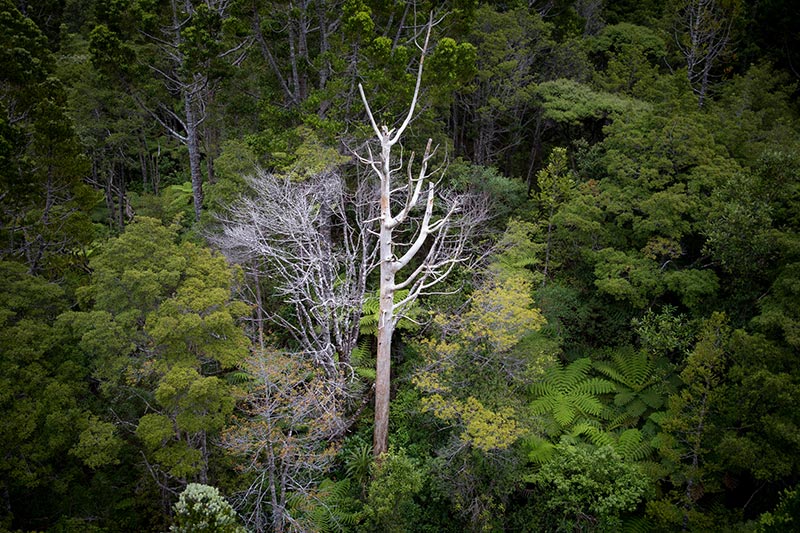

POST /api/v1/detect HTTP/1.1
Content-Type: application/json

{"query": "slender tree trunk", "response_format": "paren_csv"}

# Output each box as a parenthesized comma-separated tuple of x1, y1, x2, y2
(184, 89, 204, 221)
(374, 142, 396, 456)
(526, 114, 544, 196)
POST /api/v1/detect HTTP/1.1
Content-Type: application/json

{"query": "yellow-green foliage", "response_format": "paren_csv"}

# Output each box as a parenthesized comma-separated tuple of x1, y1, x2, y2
(423, 394, 524, 452)
(462, 274, 547, 352)
(413, 223, 551, 451)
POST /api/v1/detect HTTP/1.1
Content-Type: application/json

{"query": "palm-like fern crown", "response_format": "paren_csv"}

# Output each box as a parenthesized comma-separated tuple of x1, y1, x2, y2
(286, 478, 359, 533)
(529, 358, 615, 434)
(359, 288, 418, 335)
(593, 347, 669, 428)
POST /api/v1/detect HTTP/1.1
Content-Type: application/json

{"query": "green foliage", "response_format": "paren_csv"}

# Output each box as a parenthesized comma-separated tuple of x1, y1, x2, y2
(88, 23, 135, 77)
(414, 225, 550, 454)
(633, 306, 694, 360)
(529, 442, 650, 532)
(426, 36, 477, 98)
(70, 415, 123, 469)
(715, 330, 800, 483)
(360, 288, 419, 335)
(529, 358, 615, 435)
(0, 0, 97, 277)
(759, 486, 800, 532)
(490, 218, 543, 280)
(444, 161, 528, 222)
(651, 312, 731, 530)
(361, 450, 425, 533)
(136, 367, 235, 479)
(3, 1, 800, 530)
(536, 78, 641, 126)
(293, 478, 360, 533)
(709, 62, 799, 164)
(535, 147, 574, 211)
(0, 261, 127, 528)
(592, 248, 662, 308)
(342, 438, 374, 487)
(171, 483, 245, 533)
(62, 216, 248, 493)
(593, 346, 672, 427)
(569, 424, 655, 463)
(588, 23, 666, 97)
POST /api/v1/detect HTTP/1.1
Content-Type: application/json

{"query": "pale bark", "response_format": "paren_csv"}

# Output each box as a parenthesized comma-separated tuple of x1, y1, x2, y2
(213, 170, 376, 379)
(358, 18, 490, 457)
(223, 351, 344, 532)
(142, 0, 251, 220)
(675, 0, 733, 107)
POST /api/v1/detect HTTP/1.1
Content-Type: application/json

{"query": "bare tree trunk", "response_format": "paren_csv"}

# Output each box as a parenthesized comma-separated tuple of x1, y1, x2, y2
(675, 0, 733, 108)
(185, 89, 204, 221)
(374, 139, 396, 457)
(359, 18, 490, 457)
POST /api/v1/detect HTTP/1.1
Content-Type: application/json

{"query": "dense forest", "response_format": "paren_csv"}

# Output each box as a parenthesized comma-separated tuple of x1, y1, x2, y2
(2, 0, 800, 531)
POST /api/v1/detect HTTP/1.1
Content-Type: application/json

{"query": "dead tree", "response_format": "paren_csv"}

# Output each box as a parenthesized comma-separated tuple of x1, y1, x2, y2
(213, 170, 376, 380)
(357, 17, 491, 457)
(675, 0, 734, 107)
(222, 350, 346, 532)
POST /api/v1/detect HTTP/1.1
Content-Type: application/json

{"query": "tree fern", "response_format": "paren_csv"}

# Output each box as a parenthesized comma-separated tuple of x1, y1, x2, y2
(223, 370, 252, 386)
(349, 339, 376, 381)
(616, 428, 655, 462)
(594, 346, 672, 427)
(529, 358, 615, 435)
(359, 295, 381, 335)
(286, 479, 360, 533)
(571, 420, 616, 448)
(359, 289, 420, 335)
(521, 434, 557, 465)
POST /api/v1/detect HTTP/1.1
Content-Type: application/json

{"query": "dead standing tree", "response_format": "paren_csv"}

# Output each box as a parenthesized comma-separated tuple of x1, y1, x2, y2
(675, 0, 734, 107)
(213, 170, 375, 380)
(357, 17, 490, 457)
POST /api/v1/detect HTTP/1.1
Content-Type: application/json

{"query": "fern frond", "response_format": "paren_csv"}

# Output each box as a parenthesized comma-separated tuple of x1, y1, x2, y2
(593, 361, 628, 386)
(553, 403, 578, 427)
(574, 377, 615, 395)
(572, 422, 614, 447)
(615, 429, 652, 461)
(572, 394, 607, 418)
(639, 389, 665, 409)
(614, 350, 654, 387)
(355, 367, 376, 381)
(614, 389, 636, 406)
(561, 357, 593, 385)
(306, 478, 361, 532)
(529, 394, 561, 415)
(648, 411, 667, 427)
(523, 435, 556, 464)
(349, 339, 372, 364)
(530, 381, 559, 398)
(637, 459, 671, 480)
(225, 370, 252, 385)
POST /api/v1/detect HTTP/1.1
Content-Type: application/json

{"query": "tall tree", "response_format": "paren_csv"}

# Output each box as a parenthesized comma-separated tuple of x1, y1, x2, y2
(136, 0, 250, 221)
(674, 0, 736, 107)
(0, 0, 96, 276)
(358, 17, 490, 457)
